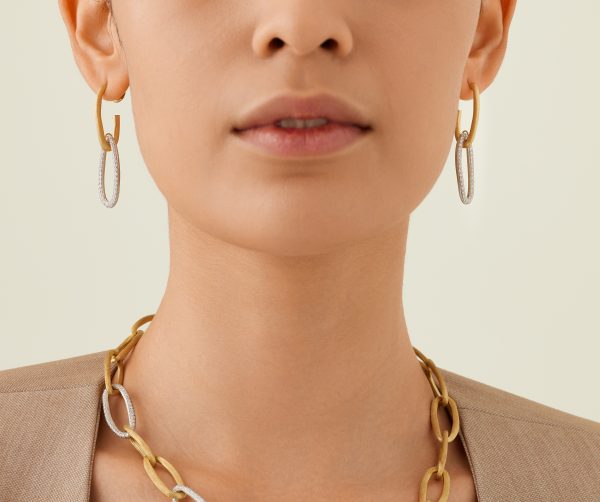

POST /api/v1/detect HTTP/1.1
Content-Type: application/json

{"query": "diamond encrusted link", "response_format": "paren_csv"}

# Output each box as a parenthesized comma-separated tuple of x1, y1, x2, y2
(101, 382, 136, 438)
(98, 131, 120, 208)
(171, 484, 209, 502)
(455, 129, 475, 204)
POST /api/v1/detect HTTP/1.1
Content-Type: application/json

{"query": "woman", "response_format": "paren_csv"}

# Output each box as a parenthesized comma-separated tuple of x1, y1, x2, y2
(1, 0, 599, 501)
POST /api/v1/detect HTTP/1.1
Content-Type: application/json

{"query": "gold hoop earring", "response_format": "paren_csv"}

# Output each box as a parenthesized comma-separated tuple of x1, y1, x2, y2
(454, 81, 479, 205)
(96, 81, 126, 208)
(96, 81, 124, 152)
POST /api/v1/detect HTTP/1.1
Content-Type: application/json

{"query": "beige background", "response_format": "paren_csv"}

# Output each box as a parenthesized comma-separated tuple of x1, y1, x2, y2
(1, 2, 599, 421)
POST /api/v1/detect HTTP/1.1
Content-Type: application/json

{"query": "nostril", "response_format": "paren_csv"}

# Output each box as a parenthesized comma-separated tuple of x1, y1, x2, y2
(321, 39, 337, 50)
(268, 38, 285, 50)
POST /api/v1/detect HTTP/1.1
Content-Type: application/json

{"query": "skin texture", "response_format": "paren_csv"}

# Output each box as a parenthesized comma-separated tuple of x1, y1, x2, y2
(58, 0, 516, 500)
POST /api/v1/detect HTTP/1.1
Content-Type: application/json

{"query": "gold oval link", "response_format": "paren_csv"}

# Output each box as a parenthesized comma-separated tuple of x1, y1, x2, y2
(431, 395, 460, 443)
(444, 396, 460, 442)
(103, 350, 122, 395)
(131, 314, 155, 334)
(425, 360, 448, 405)
(424, 366, 442, 399)
(114, 359, 125, 386)
(435, 430, 449, 480)
(105, 331, 139, 396)
(143, 455, 187, 499)
(115, 329, 144, 363)
(114, 331, 137, 355)
(414, 348, 443, 399)
(423, 368, 442, 399)
(103, 350, 114, 394)
(123, 425, 157, 464)
(413, 346, 429, 364)
(419, 465, 451, 502)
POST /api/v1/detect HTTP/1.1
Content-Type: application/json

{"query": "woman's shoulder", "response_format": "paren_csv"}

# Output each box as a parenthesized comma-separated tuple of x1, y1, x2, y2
(0, 349, 107, 394)
(0, 350, 108, 501)
(438, 365, 600, 500)
(438, 365, 600, 433)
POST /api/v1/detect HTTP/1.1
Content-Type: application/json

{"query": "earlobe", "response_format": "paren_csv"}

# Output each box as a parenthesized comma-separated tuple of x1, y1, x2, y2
(460, 0, 518, 100)
(57, 0, 128, 101)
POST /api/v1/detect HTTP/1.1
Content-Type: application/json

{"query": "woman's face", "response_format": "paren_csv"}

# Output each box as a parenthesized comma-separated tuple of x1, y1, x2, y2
(63, 0, 513, 256)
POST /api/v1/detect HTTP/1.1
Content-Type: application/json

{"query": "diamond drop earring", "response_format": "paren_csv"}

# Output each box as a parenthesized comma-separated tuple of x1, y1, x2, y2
(454, 80, 479, 205)
(96, 81, 126, 208)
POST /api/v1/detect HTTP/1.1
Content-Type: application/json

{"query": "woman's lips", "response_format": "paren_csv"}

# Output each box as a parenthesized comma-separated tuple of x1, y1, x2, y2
(231, 122, 372, 157)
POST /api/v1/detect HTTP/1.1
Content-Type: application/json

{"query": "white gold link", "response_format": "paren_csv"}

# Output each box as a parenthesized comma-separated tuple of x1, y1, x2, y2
(101, 382, 136, 438)
(455, 129, 475, 204)
(98, 131, 121, 208)
(171, 484, 208, 502)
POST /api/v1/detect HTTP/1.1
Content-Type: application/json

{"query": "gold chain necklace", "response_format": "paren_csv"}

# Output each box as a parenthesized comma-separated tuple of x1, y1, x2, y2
(102, 314, 461, 502)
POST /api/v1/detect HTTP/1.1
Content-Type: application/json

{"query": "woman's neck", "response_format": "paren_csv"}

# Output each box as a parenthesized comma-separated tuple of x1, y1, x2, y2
(113, 208, 449, 497)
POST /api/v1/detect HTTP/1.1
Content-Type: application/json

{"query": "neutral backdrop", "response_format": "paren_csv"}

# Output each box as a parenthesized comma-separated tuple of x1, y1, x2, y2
(1, 2, 599, 422)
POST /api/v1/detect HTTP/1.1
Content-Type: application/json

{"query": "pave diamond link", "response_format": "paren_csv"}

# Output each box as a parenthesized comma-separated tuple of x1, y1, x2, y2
(101, 382, 136, 438)
(455, 129, 475, 204)
(171, 483, 209, 502)
(98, 132, 120, 208)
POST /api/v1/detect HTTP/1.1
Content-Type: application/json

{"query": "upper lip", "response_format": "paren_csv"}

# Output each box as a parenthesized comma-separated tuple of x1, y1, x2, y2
(231, 92, 372, 131)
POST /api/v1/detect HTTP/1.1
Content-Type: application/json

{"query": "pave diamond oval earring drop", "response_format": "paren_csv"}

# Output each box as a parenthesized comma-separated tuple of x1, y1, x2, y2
(96, 81, 126, 208)
(454, 81, 480, 205)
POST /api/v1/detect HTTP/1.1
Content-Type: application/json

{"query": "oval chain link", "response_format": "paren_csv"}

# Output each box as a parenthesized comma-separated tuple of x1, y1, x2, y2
(101, 383, 136, 438)
(102, 315, 460, 502)
(455, 129, 475, 205)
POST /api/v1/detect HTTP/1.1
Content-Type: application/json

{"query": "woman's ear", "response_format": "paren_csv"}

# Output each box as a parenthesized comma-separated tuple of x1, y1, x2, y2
(461, 0, 518, 99)
(57, 0, 129, 100)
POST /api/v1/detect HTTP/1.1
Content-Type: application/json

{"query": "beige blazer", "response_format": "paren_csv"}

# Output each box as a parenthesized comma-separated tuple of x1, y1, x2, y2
(1, 350, 599, 501)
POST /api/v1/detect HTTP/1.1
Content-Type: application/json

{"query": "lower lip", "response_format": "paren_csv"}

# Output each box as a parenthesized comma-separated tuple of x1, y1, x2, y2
(231, 122, 371, 157)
